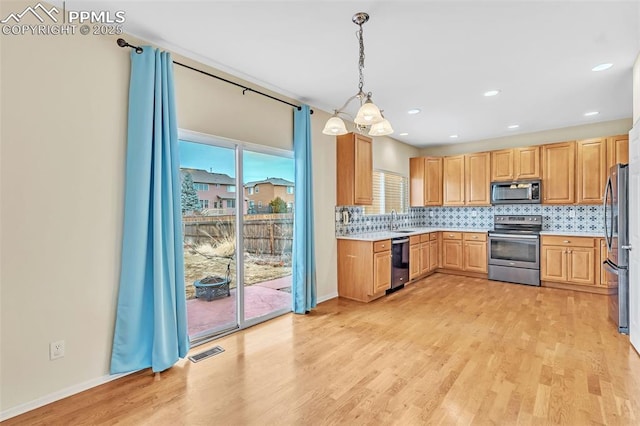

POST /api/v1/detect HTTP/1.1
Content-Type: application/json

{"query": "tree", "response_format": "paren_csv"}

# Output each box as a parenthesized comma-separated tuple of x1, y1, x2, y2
(269, 196, 287, 213)
(181, 173, 200, 213)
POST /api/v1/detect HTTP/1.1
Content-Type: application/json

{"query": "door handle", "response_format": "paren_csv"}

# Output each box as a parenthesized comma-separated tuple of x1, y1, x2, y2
(621, 245, 633, 251)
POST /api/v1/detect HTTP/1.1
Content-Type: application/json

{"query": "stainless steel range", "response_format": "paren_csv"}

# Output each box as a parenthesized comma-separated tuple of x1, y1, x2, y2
(488, 215, 542, 286)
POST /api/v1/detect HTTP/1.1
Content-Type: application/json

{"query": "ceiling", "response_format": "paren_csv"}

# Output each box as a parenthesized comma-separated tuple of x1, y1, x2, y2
(67, 1, 639, 147)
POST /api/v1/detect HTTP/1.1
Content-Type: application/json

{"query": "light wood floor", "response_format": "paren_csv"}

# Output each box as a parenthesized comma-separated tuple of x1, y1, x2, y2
(6, 273, 640, 425)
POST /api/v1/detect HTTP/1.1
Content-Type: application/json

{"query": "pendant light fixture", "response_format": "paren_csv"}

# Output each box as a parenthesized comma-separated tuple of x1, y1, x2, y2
(322, 12, 393, 137)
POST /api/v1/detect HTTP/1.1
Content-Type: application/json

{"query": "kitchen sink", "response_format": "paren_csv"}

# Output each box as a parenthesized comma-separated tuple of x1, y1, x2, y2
(393, 230, 416, 234)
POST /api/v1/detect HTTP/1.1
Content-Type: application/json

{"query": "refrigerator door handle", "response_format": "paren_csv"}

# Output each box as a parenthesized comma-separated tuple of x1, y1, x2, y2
(603, 175, 612, 250)
(603, 259, 619, 275)
(621, 245, 633, 251)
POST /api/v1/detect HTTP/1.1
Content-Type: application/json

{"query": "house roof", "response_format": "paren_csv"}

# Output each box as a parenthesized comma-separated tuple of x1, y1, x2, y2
(180, 168, 235, 185)
(244, 177, 294, 188)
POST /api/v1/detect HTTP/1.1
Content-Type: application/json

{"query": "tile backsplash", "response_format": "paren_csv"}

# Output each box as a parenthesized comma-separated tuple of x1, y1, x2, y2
(335, 204, 605, 236)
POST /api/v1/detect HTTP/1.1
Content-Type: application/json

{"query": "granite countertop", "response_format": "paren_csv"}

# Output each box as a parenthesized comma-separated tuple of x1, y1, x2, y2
(539, 230, 604, 238)
(336, 227, 492, 241)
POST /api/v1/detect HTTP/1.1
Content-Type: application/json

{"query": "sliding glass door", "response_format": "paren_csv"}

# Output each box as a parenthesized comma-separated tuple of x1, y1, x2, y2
(179, 132, 293, 343)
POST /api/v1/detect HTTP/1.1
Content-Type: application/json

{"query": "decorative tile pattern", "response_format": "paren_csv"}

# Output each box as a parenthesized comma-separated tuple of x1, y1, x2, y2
(335, 204, 605, 236)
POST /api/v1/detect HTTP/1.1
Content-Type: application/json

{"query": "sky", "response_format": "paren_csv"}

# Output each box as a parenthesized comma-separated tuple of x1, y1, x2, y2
(179, 140, 294, 183)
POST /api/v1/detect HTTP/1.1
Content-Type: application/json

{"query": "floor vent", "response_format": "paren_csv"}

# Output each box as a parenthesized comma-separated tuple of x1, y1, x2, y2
(189, 345, 225, 363)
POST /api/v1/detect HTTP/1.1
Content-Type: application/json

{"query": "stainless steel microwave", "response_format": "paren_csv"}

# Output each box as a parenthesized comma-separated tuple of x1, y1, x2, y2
(490, 180, 541, 204)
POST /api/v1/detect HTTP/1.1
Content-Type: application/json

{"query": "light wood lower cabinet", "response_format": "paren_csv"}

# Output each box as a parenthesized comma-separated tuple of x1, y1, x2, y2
(463, 233, 488, 273)
(541, 236, 596, 288)
(409, 233, 437, 281)
(409, 242, 421, 280)
(337, 239, 391, 302)
(441, 232, 487, 273)
(429, 235, 439, 271)
(599, 238, 607, 286)
(442, 232, 463, 270)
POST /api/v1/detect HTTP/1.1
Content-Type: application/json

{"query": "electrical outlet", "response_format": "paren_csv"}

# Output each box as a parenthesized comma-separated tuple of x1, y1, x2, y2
(471, 210, 477, 217)
(429, 210, 434, 218)
(50, 340, 65, 360)
(569, 209, 576, 218)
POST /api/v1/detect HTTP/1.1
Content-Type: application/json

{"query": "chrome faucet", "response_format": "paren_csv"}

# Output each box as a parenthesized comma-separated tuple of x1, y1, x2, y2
(390, 209, 398, 230)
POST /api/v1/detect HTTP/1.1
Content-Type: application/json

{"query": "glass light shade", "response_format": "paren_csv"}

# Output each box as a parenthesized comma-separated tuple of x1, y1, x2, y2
(354, 99, 384, 125)
(368, 118, 394, 136)
(322, 116, 348, 135)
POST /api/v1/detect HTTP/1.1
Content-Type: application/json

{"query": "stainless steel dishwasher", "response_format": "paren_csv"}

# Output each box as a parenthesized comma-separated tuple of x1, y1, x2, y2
(389, 237, 409, 292)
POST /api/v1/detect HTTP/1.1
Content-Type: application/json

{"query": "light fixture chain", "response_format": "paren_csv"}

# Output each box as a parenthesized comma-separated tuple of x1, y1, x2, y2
(358, 24, 365, 93)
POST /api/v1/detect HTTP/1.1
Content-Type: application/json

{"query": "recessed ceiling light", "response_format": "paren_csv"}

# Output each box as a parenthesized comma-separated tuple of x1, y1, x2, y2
(592, 63, 613, 72)
(584, 111, 599, 116)
(399, 132, 409, 136)
(407, 108, 421, 115)
(507, 124, 520, 129)
(449, 134, 459, 139)
(484, 89, 501, 97)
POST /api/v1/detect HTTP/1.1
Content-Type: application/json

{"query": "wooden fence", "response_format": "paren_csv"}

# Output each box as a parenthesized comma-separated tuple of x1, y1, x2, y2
(183, 214, 293, 256)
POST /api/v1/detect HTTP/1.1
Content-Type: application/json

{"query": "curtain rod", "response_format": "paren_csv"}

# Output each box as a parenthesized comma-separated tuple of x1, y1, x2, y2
(117, 39, 313, 113)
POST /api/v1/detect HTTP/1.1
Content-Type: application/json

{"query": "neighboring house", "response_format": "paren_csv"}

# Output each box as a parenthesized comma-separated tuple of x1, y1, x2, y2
(244, 177, 294, 213)
(180, 168, 248, 215)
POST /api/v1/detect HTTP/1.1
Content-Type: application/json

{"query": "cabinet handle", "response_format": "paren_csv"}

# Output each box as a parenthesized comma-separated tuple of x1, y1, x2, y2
(563, 240, 570, 243)
(473, 236, 478, 239)
(449, 234, 453, 237)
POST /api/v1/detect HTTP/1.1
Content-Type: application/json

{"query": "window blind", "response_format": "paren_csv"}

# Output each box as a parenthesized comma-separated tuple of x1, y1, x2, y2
(364, 170, 408, 215)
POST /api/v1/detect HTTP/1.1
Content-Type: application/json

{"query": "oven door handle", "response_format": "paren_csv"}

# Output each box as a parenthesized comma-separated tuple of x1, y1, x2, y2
(489, 233, 539, 239)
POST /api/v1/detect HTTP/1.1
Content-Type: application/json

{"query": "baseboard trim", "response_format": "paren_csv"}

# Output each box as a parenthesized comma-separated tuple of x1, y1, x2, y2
(0, 370, 137, 422)
(317, 292, 338, 304)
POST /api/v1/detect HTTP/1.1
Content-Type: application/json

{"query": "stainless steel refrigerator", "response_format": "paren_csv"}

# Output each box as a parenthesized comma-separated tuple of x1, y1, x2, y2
(603, 163, 630, 334)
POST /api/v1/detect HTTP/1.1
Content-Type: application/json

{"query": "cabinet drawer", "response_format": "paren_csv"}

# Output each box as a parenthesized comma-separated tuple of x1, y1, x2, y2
(430, 232, 438, 241)
(374, 240, 391, 252)
(420, 233, 430, 243)
(410, 235, 421, 245)
(541, 235, 595, 248)
(463, 232, 487, 242)
(442, 232, 462, 240)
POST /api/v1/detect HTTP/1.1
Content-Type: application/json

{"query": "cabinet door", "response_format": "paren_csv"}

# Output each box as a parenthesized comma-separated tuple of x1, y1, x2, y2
(599, 238, 608, 286)
(607, 135, 629, 169)
(542, 141, 575, 204)
(429, 239, 439, 271)
(464, 241, 487, 273)
(425, 157, 443, 206)
(442, 240, 463, 270)
(354, 134, 373, 205)
(491, 149, 514, 181)
(541, 246, 567, 281)
(443, 155, 465, 206)
(409, 244, 421, 280)
(576, 138, 607, 204)
(567, 248, 596, 286)
(409, 157, 426, 207)
(514, 146, 541, 179)
(465, 152, 491, 206)
(372, 251, 391, 294)
(420, 242, 430, 275)
(336, 133, 372, 205)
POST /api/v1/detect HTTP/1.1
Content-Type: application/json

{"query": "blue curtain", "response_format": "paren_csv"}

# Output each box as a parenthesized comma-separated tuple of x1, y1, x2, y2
(111, 47, 189, 374)
(292, 105, 317, 314)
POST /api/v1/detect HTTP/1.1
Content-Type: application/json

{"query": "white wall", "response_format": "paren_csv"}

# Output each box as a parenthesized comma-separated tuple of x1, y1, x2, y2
(634, 53, 640, 125)
(420, 119, 632, 156)
(0, 1, 418, 416)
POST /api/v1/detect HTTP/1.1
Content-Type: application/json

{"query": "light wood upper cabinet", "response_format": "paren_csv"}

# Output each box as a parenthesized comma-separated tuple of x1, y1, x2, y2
(607, 134, 629, 169)
(491, 149, 514, 181)
(465, 152, 491, 206)
(491, 146, 540, 181)
(514, 146, 541, 179)
(443, 153, 490, 206)
(336, 133, 372, 205)
(443, 155, 465, 206)
(409, 156, 442, 207)
(576, 138, 607, 204)
(542, 141, 575, 204)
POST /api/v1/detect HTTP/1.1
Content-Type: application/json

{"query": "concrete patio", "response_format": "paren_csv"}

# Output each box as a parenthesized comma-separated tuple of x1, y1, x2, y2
(187, 275, 291, 336)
